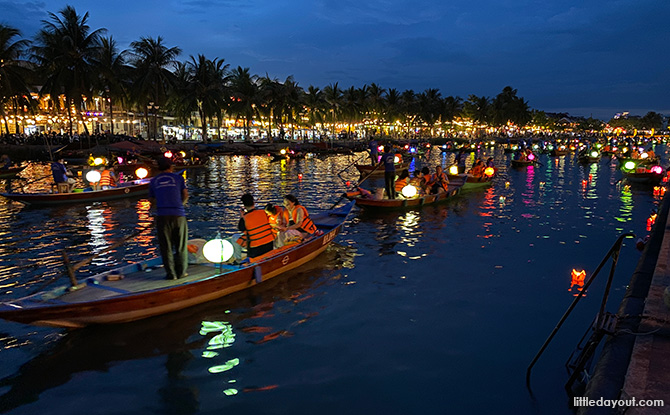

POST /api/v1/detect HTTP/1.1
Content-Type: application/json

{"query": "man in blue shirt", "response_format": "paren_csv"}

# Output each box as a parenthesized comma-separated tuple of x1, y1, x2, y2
(149, 157, 189, 280)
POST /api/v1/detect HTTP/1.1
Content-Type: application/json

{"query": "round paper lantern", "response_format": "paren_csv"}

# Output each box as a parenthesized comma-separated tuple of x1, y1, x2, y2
(86, 170, 101, 183)
(203, 239, 234, 263)
(449, 165, 459, 175)
(135, 167, 149, 179)
(401, 185, 418, 198)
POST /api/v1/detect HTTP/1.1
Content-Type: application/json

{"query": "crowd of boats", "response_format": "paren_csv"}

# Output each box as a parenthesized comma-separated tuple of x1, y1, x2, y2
(0, 134, 667, 328)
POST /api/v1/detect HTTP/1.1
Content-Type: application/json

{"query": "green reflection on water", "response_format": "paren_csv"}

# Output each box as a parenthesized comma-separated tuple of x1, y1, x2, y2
(200, 320, 240, 396)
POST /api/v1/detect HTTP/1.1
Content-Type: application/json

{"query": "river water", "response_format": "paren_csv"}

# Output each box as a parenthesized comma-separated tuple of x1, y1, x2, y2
(0, 145, 665, 414)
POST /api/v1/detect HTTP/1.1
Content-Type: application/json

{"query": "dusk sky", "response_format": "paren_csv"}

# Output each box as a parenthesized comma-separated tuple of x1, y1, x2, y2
(3, 0, 669, 120)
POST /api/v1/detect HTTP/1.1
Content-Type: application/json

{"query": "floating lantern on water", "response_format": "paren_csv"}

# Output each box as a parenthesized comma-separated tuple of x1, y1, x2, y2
(203, 238, 234, 263)
(528, 153, 535, 161)
(484, 167, 495, 177)
(401, 185, 418, 198)
(590, 151, 599, 158)
(280, 148, 287, 155)
(135, 167, 149, 179)
(505, 181, 510, 188)
(624, 161, 636, 171)
(346, 181, 350, 186)
(449, 165, 459, 175)
(298, 173, 303, 180)
(570, 269, 586, 295)
(409, 147, 416, 154)
(164, 150, 173, 159)
(86, 170, 101, 183)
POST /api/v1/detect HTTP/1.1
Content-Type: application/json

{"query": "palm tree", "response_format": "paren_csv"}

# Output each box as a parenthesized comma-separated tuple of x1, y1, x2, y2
(366, 83, 385, 136)
(491, 86, 531, 128)
(181, 55, 228, 142)
(303, 85, 324, 139)
(322, 82, 342, 139)
(399, 89, 417, 138)
(341, 86, 361, 139)
(32, 5, 105, 137)
(383, 88, 402, 138)
(228, 66, 260, 141)
(417, 88, 442, 137)
(94, 35, 129, 135)
(441, 96, 463, 129)
(128, 36, 181, 140)
(463, 94, 491, 127)
(0, 24, 32, 135)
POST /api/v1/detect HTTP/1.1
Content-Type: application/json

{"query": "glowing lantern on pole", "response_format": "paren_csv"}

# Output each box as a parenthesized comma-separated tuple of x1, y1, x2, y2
(449, 165, 459, 175)
(484, 167, 495, 177)
(86, 170, 101, 183)
(203, 239, 234, 263)
(135, 167, 149, 179)
(164, 150, 173, 159)
(401, 185, 418, 198)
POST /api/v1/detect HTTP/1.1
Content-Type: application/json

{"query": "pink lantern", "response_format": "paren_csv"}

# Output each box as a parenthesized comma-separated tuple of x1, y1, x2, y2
(528, 153, 536, 161)
(650, 165, 663, 174)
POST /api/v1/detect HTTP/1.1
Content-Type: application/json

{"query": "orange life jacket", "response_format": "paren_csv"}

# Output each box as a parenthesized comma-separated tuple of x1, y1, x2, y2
(238, 209, 275, 249)
(100, 169, 115, 187)
(266, 206, 286, 237)
(429, 172, 449, 191)
(395, 178, 408, 192)
(469, 164, 484, 177)
(283, 204, 316, 234)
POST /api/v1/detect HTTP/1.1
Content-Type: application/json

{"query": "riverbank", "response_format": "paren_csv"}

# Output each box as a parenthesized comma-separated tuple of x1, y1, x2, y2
(580, 190, 670, 414)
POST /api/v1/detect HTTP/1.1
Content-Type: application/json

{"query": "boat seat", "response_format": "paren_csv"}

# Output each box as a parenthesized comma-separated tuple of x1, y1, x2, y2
(56, 183, 70, 193)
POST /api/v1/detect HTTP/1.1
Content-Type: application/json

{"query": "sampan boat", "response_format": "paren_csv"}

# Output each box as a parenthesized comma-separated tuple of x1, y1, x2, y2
(347, 182, 462, 209)
(446, 173, 494, 191)
(0, 166, 26, 179)
(0, 201, 354, 328)
(0, 179, 151, 206)
(621, 170, 665, 186)
(510, 159, 537, 168)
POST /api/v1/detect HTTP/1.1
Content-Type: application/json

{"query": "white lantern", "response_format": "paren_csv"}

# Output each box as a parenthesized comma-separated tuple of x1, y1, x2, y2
(203, 239, 234, 263)
(401, 185, 418, 198)
(135, 167, 149, 179)
(86, 170, 101, 183)
(449, 165, 459, 175)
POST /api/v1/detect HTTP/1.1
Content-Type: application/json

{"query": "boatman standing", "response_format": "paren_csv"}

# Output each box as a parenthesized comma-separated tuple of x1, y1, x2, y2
(379, 145, 396, 199)
(149, 157, 189, 280)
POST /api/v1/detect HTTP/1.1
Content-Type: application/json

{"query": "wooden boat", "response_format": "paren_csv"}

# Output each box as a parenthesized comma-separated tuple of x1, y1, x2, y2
(355, 163, 410, 176)
(0, 201, 355, 327)
(621, 168, 665, 186)
(0, 166, 26, 179)
(550, 148, 569, 156)
(446, 173, 494, 190)
(1, 179, 151, 206)
(348, 182, 462, 209)
(577, 150, 601, 163)
(510, 159, 537, 168)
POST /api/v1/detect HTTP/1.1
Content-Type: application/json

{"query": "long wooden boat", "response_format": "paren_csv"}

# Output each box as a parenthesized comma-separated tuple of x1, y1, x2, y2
(621, 170, 664, 186)
(446, 173, 494, 190)
(0, 179, 151, 206)
(0, 201, 355, 327)
(348, 182, 462, 209)
(0, 166, 26, 179)
(354, 162, 410, 176)
(510, 159, 537, 168)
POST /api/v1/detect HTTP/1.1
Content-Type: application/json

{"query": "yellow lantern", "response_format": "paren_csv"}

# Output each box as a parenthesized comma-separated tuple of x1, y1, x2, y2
(135, 167, 149, 179)
(449, 165, 459, 175)
(484, 167, 495, 176)
(86, 170, 101, 183)
(401, 185, 418, 198)
(93, 157, 104, 166)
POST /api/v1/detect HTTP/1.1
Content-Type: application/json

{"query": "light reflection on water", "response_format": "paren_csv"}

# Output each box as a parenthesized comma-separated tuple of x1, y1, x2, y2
(0, 147, 667, 414)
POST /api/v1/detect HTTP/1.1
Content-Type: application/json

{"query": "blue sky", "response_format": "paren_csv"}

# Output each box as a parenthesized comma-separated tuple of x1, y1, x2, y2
(3, 0, 669, 120)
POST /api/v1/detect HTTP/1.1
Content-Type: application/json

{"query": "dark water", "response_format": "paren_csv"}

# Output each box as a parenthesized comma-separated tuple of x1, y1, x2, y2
(0, 147, 665, 414)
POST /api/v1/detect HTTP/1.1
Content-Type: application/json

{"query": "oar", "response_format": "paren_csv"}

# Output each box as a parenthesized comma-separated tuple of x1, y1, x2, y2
(328, 161, 383, 210)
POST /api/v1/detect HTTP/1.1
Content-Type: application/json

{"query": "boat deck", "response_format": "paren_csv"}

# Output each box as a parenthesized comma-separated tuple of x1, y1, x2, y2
(51, 263, 236, 304)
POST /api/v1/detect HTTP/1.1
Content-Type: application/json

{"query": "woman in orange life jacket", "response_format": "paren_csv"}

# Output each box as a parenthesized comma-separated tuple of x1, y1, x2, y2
(279, 194, 316, 242)
(264, 203, 288, 248)
(236, 193, 275, 259)
(394, 169, 411, 197)
(469, 159, 485, 178)
(99, 165, 117, 189)
(427, 165, 450, 194)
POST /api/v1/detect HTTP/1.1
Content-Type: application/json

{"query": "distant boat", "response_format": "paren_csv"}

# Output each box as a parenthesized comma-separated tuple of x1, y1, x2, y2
(347, 182, 462, 209)
(446, 173, 494, 191)
(0, 201, 354, 327)
(1, 179, 151, 206)
(354, 163, 410, 176)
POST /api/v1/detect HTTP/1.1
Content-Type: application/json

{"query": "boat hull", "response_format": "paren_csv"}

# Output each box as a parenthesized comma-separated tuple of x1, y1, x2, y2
(352, 183, 461, 209)
(1, 180, 150, 206)
(0, 202, 354, 327)
(447, 174, 493, 190)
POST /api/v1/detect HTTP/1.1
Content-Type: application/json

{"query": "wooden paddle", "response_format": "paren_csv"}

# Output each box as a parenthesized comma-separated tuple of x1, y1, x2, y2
(328, 160, 383, 209)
